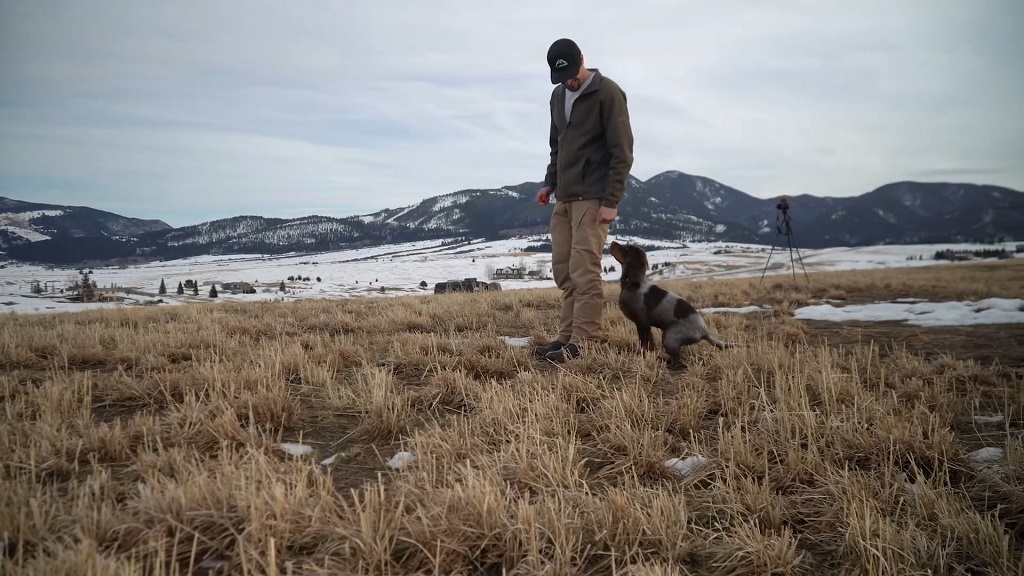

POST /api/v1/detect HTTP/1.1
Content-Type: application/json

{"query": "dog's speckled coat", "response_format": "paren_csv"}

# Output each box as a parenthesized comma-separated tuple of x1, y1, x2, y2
(609, 241, 732, 368)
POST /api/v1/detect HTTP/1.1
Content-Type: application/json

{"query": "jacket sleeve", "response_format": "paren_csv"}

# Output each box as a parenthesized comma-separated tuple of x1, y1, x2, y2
(601, 84, 634, 208)
(543, 89, 558, 190)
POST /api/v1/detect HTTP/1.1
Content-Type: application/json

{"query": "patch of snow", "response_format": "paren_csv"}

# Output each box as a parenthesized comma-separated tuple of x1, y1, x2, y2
(0, 210, 65, 243)
(433, 193, 468, 211)
(0, 294, 180, 315)
(874, 208, 897, 223)
(703, 200, 717, 211)
(898, 191, 923, 207)
(387, 451, 417, 469)
(800, 242, 1020, 274)
(0, 225, 50, 242)
(501, 336, 532, 348)
(714, 223, 727, 233)
(0, 209, 65, 220)
(701, 305, 769, 314)
(664, 455, 708, 478)
(279, 442, 314, 456)
(385, 204, 417, 223)
(792, 298, 1024, 327)
(653, 171, 683, 181)
(608, 235, 687, 248)
(319, 453, 341, 467)
(972, 415, 1004, 424)
(968, 446, 1003, 465)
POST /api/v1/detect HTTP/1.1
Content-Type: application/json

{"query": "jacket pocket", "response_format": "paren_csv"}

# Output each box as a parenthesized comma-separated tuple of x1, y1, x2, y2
(581, 151, 604, 188)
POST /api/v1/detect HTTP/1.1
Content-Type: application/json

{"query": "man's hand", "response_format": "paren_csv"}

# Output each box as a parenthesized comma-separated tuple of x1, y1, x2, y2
(537, 187, 553, 205)
(597, 205, 617, 225)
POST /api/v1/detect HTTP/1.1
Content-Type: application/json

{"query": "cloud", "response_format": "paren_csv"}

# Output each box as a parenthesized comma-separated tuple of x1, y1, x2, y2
(0, 0, 1021, 227)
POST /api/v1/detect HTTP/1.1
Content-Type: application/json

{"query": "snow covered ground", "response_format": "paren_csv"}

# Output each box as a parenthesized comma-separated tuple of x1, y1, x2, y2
(1, 235, 1020, 320)
(793, 298, 1024, 327)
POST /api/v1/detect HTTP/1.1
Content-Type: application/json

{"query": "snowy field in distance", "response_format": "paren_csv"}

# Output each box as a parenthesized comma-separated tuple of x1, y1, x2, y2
(793, 297, 1024, 327)
(1, 235, 1020, 319)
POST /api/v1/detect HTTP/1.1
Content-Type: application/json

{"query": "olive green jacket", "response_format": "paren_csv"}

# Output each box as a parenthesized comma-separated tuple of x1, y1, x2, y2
(543, 69, 635, 209)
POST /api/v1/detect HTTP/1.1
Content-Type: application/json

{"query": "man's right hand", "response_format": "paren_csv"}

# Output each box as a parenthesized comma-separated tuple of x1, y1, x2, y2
(536, 187, 553, 205)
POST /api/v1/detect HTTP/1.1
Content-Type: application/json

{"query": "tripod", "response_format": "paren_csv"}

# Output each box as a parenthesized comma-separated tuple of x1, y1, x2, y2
(758, 198, 810, 286)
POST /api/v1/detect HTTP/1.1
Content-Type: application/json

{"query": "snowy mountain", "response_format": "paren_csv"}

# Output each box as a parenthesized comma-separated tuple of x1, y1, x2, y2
(711, 180, 1024, 246)
(3, 173, 1022, 266)
(0, 196, 171, 260)
(128, 214, 447, 261)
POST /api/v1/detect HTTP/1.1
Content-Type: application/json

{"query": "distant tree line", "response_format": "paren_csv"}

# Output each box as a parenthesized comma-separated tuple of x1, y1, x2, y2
(933, 248, 1014, 261)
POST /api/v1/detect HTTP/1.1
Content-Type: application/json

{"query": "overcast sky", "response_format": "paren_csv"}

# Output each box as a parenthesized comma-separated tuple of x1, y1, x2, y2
(1, 1, 1021, 228)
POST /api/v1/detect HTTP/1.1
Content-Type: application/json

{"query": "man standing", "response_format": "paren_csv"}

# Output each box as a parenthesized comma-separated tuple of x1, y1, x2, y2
(534, 38, 635, 363)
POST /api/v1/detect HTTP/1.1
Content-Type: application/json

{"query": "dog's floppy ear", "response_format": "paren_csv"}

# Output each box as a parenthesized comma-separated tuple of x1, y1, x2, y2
(609, 241, 627, 265)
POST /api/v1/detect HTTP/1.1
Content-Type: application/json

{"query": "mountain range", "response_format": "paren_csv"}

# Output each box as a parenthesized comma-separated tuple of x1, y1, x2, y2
(2, 171, 1022, 266)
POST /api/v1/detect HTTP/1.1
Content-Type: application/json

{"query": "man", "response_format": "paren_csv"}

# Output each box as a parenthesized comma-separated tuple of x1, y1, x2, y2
(533, 38, 635, 363)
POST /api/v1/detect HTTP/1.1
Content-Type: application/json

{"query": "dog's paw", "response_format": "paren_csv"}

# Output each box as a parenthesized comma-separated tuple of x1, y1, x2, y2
(663, 357, 686, 371)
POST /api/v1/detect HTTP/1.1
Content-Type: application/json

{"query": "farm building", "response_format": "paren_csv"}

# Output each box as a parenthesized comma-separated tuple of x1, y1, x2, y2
(492, 266, 526, 280)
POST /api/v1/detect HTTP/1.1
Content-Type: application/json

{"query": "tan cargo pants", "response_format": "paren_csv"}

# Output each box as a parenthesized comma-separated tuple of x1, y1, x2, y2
(549, 198, 610, 345)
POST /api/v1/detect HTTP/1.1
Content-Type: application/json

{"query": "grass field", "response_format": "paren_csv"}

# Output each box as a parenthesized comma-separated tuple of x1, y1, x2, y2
(2, 259, 1023, 575)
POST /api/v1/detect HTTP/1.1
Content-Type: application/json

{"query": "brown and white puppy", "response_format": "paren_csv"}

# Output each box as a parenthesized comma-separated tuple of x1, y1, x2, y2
(609, 241, 733, 368)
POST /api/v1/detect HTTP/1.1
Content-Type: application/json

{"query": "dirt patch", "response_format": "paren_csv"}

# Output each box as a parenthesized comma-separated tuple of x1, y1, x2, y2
(282, 413, 417, 496)
(802, 320, 1024, 369)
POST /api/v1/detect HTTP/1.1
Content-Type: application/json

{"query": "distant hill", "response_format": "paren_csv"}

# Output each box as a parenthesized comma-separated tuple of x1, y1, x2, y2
(3, 173, 1022, 266)
(0, 197, 171, 264)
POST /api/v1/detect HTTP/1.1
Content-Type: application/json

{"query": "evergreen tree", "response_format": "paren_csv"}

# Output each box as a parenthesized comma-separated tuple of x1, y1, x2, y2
(79, 270, 96, 302)
(209, 284, 218, 298)
(279, 280, 286, 292)
(192, 280, 199, 296)
(158, 278, 167, 294)
(176, 281, 184, 295)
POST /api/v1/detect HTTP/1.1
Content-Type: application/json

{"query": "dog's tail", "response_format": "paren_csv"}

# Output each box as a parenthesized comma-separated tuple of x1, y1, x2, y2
(703, 333, 738, 349)
(697, 315, 738, 349)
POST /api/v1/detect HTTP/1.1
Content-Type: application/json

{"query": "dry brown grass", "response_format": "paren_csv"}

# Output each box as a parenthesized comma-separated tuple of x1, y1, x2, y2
(2, 259, 1023, 575)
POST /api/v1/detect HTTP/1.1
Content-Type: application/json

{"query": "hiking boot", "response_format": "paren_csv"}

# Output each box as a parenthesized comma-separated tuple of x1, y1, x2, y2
(544, 342, 581, 363)
(533, 339, 566, 358)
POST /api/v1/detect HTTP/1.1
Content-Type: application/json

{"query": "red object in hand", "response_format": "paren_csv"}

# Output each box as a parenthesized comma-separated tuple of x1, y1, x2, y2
(537, 187, 552, 205)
